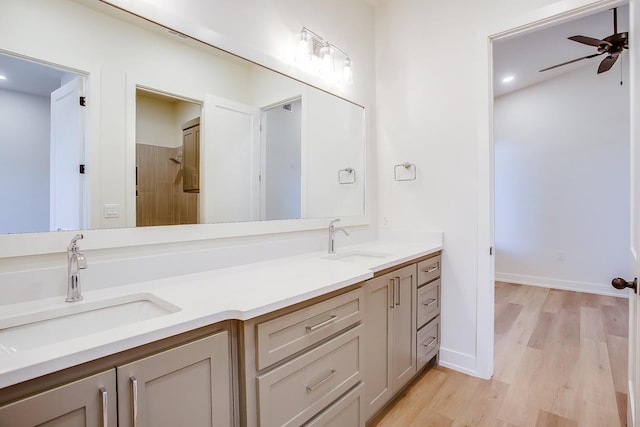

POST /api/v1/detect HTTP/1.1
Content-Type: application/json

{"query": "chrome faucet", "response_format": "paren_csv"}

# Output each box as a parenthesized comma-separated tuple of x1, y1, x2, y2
(66, 234, 87, 302)
(328, 219, 350, 254)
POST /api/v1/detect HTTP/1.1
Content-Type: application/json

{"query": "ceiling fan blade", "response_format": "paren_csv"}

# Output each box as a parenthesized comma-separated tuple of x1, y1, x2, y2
(539, 52, 604, 72)
(597, 54, 619, 73)
(568, 35, 611, 47)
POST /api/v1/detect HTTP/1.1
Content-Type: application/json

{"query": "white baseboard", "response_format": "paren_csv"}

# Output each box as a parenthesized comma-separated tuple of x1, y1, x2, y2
(629, 380, 635, 427)
(495, 272, 628, 298)
(438, 347, 477, 377)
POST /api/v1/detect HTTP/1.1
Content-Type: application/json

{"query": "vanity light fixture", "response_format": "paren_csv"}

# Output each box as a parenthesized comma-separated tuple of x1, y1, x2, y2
(502, 75, 515, 83)
(0, 75, 6, 80)
(296, 27, 353, 85)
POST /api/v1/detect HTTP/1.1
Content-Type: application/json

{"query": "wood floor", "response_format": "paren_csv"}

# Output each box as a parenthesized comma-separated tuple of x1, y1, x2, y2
(371, 282, 629, 426)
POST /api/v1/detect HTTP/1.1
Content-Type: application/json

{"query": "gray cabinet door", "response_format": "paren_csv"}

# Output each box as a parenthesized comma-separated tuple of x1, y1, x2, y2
(0, 369, 116, 427)
(363, 273, 393, 419)
(363, 264, 417, 420)
(117, 331, 232, 427)
(390, 264, 417, 391)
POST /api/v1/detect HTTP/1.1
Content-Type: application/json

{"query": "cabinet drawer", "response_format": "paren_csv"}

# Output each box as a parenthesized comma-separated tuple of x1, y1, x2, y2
(257, 325, 363, 427)
(417, 255, 441, 286)
(417, 317, 440, 371)
(256, 288, 363, 370)
(417, 279, 440, 329)
(303, 383, 364, 427)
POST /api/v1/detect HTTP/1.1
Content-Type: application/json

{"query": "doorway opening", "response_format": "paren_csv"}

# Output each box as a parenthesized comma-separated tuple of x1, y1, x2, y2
(260, 97, 302, 221)
(135, 87, 202, 227)
(488, 2, 631, 424)
(0, 51, 87, 233)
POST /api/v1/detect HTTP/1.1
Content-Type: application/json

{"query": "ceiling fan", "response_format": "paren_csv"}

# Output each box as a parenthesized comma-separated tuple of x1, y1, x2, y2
(540, 7, 628, 74)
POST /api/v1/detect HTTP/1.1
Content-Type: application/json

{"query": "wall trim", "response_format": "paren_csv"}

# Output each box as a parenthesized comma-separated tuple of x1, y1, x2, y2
(630, 379, 636, 427)
(495, 272, 628, 298)
(438, 347, 479, 378)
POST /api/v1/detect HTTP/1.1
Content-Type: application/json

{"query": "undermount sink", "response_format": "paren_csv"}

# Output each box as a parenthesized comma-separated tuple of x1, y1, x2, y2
(0, 293, 180, 355)
(324, 250, 391, 263)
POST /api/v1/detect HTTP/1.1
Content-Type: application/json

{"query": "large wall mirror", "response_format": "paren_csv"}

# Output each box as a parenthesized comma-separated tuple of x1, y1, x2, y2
(0, 0, 365, 242)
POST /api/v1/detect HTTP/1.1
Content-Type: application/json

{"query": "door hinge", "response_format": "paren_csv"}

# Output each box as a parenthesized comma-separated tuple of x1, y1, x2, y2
(79, 96, 86, 107)
(489, 246, 493, 255)
(79, 164, 86, 174)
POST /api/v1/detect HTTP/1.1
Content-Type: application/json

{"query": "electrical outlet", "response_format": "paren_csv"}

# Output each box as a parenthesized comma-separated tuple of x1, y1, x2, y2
(103, 204, 120, 218)
(382, 217, 391, 228)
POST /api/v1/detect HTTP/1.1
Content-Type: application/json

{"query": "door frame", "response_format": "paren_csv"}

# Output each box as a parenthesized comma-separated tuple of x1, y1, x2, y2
(125, 80, 204, 228)
(477, 0, 628, 380)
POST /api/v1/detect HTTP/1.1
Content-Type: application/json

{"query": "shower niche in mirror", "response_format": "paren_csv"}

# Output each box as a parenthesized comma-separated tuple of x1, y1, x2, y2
(1, 0, 365, 236)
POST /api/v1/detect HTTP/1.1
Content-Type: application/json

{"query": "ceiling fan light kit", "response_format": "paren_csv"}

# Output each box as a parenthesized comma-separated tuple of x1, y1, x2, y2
(540, 7, 628, 74)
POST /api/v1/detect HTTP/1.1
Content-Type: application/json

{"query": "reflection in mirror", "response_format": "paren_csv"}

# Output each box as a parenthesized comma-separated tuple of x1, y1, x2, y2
(262, 99, 302, 221)
(0, 52, 87, 234)
(135, 88, 201, 226)
(2, 0, 365, 237)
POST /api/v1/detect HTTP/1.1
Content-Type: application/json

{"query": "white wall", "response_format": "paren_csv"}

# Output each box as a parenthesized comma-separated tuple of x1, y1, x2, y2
(136, 94, 200, 148)
(495, 65, 630, 296)
(305, 89, 366, 218)
(374, 0, 625, 377)
(0, 89, 50, 233)
(136, 94, 182, 148)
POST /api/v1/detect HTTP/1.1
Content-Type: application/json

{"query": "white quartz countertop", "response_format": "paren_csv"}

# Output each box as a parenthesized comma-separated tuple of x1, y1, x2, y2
(0, 237, 442, 389)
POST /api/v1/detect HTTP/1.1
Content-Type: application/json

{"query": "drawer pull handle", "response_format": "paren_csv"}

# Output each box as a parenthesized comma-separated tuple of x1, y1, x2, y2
(99, 387, 109, 427)
(422, 264, 439, 273)
(131, 377, 139, 427)
(394, 277, 400, 306)
(423, 337, 437, 348)
(306, 369, 337, 391)
(306, 315, 338, 332)
(389, 279, 395, 309)
(423, 298, 437, 307)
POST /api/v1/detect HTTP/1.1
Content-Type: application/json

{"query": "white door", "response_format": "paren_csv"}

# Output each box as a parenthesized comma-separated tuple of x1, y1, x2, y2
(628, 0, 639, 424)
(201, 95, 260, 224)
(50, 77, 85, 231)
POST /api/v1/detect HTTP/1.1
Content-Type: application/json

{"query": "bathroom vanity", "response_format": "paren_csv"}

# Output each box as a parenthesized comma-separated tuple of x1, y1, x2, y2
(0, 240, 442, 426)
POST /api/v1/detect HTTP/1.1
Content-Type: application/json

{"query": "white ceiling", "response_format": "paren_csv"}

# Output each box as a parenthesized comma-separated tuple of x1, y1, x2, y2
(0, 53, 71, 97)
(493, 5, 629, 97)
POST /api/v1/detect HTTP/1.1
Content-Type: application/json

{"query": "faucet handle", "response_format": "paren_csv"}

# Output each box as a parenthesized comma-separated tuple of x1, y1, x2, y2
(329, 218, 341, 228)
(76, 253, 87, 269)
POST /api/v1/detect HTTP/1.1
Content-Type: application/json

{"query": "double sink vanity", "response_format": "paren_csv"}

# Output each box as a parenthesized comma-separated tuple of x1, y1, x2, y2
(1, 1, 442, 425)
(0, 235, 442, 426)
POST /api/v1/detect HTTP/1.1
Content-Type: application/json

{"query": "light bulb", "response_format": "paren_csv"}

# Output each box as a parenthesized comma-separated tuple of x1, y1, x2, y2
(296, 30, 311, 64)
(319, 42, 334, 76)
(342, 58, 353, 85)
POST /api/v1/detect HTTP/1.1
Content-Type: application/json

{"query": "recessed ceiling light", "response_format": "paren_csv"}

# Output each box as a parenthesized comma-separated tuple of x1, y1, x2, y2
(0, 75, 6, 80)
(502, 75, 515, 83)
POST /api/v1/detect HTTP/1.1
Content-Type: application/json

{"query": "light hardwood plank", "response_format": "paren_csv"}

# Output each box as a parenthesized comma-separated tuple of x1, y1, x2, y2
(534, 410, 577, 427)
(370, 284, 628, 427)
